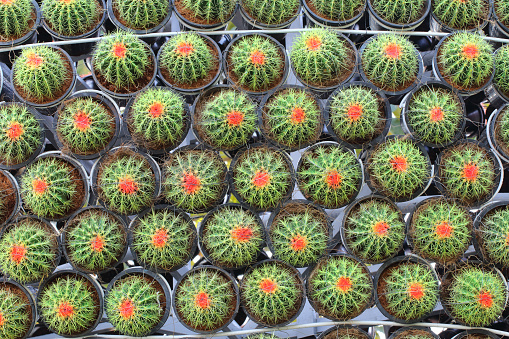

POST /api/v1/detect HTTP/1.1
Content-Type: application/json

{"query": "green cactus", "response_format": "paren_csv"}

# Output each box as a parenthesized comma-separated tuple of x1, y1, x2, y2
(20, 156, 82, 219)
(378, 261, 438, 321)
(105, 274, 164, 336)
(344, 198, 406, 263)
(297, 143, 362, 209)
(232, 146, 293, 211)
(320, 327, 370, 339)
(93, 32, 151, 91)
(159, 33, 215, 87)
(241, 260, 303, 326)
(194, 88, 257, 150)
(308, 255, 372, 320)
(97, 148, 156, 215)
(0, 0, 33, 41)
(12, 45, 71, 103)
(201, 205, 264, 269)
(493, 45, 509, 97)
(56, 97, 116, 156)
(178, 0, 236, 23)
(371, 0, 426, 24)
(174, 267, 236, 332)
(494, 105, 509, 157)
(495, 0, 509, 26)
(391, 329, 436, 339)
(328, 85, 386, 145)
(444, 265, 507, 326)
(228, 34, 285, 92)
(309, 0, 364, 21)
(0, 103, 42, 167)
(476, 205, 509, 268)
(39, 274, 100, 336)
(367, 137, 430, 200)
(128, 87, 187, 151)
(0, 218, 58, 284)
(246, 335, 280, 339)
(241, 0, 299, 24)
(0, 283, 32, 339)
(361, 34, 419, 92)
(65, 208, 126, 272)
(42, 0, 102, 36)
(130, 208, 196, 271)
(438, 142, 496, 206)
(433, 0, 488, 29)
(111, 0, 168, 29)
(409, 198, 472, 264)
(406, 85, 464, 146)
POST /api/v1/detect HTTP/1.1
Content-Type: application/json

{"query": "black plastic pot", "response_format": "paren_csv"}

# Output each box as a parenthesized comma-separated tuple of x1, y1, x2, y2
(429, 1, 490, 34)
(37, 270, 104, 337)
(302, 0, 366, 30)
(129, 204, 198, 273)
(0, 169, 21, 228)
(486, 103, 509, 162)
(0, 278, 37, 339)
(452, 330, 500, 339)
(389, 327, 440, 339)
(400, 81, 467, 149)
(324, 81, 392, 150)
(490, 0, 509, 47)
(317, 326, 373, 339)
(367, 0, 431, 31)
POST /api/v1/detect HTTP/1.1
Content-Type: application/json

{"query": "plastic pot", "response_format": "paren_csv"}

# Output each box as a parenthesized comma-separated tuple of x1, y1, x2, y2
(429, 2, 490, 34)
(486, 103, 509, 163)
(301, 0, 366, 29)
(452, 330, 500, 339)
(0, 278, 37, 339)
(367, 0, 431, 31)
(317, 326, 373, 339)
(389, 327, 440, 339)
(0, 170, 21, 229)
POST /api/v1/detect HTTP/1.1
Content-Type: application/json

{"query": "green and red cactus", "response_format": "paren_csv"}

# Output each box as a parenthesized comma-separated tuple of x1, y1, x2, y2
(0, 282, 33, 339)
(0, 0, 34, 41)
(475, 204, 509, 268)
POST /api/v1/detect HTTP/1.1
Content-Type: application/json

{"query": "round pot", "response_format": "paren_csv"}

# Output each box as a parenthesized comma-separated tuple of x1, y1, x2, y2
(486, 103, 509, 163)
(0, 278, 37, 339)
(429, 1, 490, 33)
(317, 326, 373, 339)
(389, 327, 440, 339)
(452, 330, 500, 339)
(301, 0, 366, 29)
(367, 0, 431, 31)
(490, 0, 509, 45)
(172, 0, 238, 32)
(0, 170, 21, 228)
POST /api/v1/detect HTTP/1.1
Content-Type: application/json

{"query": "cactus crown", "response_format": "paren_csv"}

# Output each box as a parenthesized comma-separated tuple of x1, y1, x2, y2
(445, 265, 507, 326)
(438, 142, 496, 206)
(194, 88, 257, 150)
(378, 261, 438, 321)
(201, 205, 264, 269)
(344, 198, 405, 263)
(0, 283, 32, 339)
(163, 148, 226, 213)
(39, 274, 99, 336)
(361, 34, 419, 92)
(232, 146, 293, 211)
(228, 34, 285, 92)
(0, 218, 58, 284)
(298, 143, 362, 209)
(65, 209, 126, 272)
(159, 33, 217, 87)
(309, 0, 364, 21)
(0, 103, 41, 167)
(241, 0, 299, 24)
(130, 208, 195, 271)
(291, 29, 352, 87)
(42, 0, 102, 36)
(438, 33, 493, 91)
(241, 260, 303, 326)
(308, 255, 372, 320)
(175, 267, 236, 331)
(371, 0, 426, 24)
(476, 205, 509, 268)
(410, 198, 472, 264)
(0, 0, 33, 40)
(13, 45, 71, 103)
(20, 156, 83, 219)
(57, 97, 116, 155)
(368, 137, 430, 200)
(93, 32, 151, 91)
(178, 0, 236, 24)
(106, 274, 164, 336)
(128, 88, 187, 151)
(97, 148, 155, 215)
(433, 0, 488, 29)
(112, 0, 168, 29)
(329, 85, 386, 145)
(262, 88, 322, 149)
(494, 45, 509, 96)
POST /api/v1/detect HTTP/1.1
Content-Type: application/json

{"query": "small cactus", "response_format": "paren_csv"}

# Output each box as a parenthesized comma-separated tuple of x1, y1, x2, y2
(0, 0, 33, 40)
(309, 0, 364, 22)
(56, 97, 116, 156)
(370, 0, 427, 24)
(297, 143, 362, 209)
(0, 103, 42, 167)
(433, 0, 488, 30)
(409, 198, 472, 264)
(0, 218, 59, 284)
(111, 0, 168, 30)
(96, 148, 156, 215)
(174, 267, 236, 332)
(320, 327, 370, 339)
(444, 265, 507, 326)
(0, 283, 33, 339)
(38, 273, 100, 336)
(228, 34, 285, 92)
(65, 208, 126, 272)
(308, 255, 372, 320)
(246, 335, 280, 339)
(405, 85, 464, 146)
(12, 45, 71, 103)
(194, 88, 257, 150)
(201, 205, 264, 269)
(159, 33, 216, 87)
(476, 204, 509, 268)
(42, 0, 102, 36)
(361, 34, 419, 92)
(493, 105, 509, 157)
(231, 146, 293, 211)
(328, 85, 386, 145)
(241, 260, 303, 326)
(344, 198, 406, 263)
(391, 329, 436, 339)
(493, 45, 509, 97)
(162, 148, 226, 213)
(241, 0, 300, 25)
(495, 0, 509, 26)
(177, 0, 236, 24)
(130, 207, 196, 271)
(127, 87, 188, 151)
